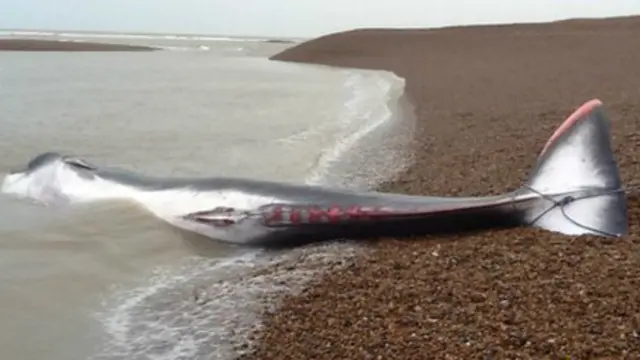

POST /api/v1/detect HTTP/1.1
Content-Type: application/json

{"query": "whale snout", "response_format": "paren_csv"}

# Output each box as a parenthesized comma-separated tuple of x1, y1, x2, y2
(1, 172, 28, 198)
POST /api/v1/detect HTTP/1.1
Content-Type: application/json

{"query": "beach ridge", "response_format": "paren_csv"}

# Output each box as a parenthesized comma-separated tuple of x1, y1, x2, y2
(241, 15, 640, 359)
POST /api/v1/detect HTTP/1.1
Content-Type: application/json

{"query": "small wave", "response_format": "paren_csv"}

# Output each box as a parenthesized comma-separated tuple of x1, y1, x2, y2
(94, 244, 361, 360)
(158, 45, 211, 52)
(93, 255, 254, 360)
(304, 69, 412, 190)
(0, 30, 294, 44)
(0, 30, 58, 37)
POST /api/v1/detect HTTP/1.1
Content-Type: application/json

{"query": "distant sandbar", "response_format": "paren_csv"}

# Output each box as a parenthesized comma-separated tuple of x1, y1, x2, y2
(0, 39, 158, 52)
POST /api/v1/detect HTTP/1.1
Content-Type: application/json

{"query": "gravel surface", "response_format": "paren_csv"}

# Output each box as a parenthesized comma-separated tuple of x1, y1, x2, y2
(240, 16, 640, 360)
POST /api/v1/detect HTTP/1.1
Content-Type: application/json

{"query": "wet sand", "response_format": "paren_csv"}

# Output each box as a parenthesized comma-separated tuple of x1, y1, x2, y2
(0, 39, 158, 51)
(241, 16, 640, 359)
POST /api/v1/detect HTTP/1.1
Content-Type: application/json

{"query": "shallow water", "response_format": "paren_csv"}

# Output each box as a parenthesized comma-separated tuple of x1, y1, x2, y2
(0, 33, 413, 360)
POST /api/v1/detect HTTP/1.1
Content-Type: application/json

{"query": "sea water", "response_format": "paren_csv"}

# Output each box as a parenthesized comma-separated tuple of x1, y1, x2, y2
(0, 32, 414, 360)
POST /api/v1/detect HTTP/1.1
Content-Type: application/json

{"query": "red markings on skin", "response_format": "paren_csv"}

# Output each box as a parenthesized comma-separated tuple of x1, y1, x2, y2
(347, 206, 359, 215)
(307, 206, 326, 223)
(345, 205, 364, 220)
(264, 205, 284, 224)
(261, 204, 427, 227)
(327, 205, 344, 223)
(190, 204, 436, 228)
(290, 208, 302, 224)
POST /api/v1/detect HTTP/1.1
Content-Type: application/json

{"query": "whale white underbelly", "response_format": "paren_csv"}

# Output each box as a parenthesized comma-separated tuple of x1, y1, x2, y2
(2, 166, 285, 244)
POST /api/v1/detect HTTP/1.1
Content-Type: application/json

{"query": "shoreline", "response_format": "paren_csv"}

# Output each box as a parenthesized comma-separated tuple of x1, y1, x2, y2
(304, 68, 416, 190)
(0, 39, 158, 51)
(241, 15, 640, 359)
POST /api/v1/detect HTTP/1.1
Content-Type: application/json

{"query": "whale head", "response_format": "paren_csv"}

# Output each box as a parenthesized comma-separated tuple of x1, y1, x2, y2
(2, 152, 99, 205)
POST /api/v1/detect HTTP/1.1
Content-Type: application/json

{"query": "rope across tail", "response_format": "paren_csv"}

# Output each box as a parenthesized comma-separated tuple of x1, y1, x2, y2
(523, 184, 639, 237)
(518, 99, 629, 237)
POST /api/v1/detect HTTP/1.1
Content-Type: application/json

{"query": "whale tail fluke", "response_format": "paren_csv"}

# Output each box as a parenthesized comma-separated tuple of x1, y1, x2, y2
(521, 99, 628, 237)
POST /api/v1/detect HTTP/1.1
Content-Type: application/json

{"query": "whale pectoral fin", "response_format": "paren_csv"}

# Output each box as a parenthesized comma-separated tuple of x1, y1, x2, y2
(182, 207, 250, 227)
(521, 99, 628, 237)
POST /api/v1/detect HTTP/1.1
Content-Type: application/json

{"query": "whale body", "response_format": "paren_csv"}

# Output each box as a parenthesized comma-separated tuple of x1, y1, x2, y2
(1, 99, 628, 246)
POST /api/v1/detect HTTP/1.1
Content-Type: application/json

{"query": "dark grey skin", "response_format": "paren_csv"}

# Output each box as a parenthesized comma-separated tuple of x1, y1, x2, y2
(2, 99, 628, 246)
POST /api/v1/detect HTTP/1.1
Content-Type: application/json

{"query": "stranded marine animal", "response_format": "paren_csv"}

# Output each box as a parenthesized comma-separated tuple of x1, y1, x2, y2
(2, 99, 628, 246)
